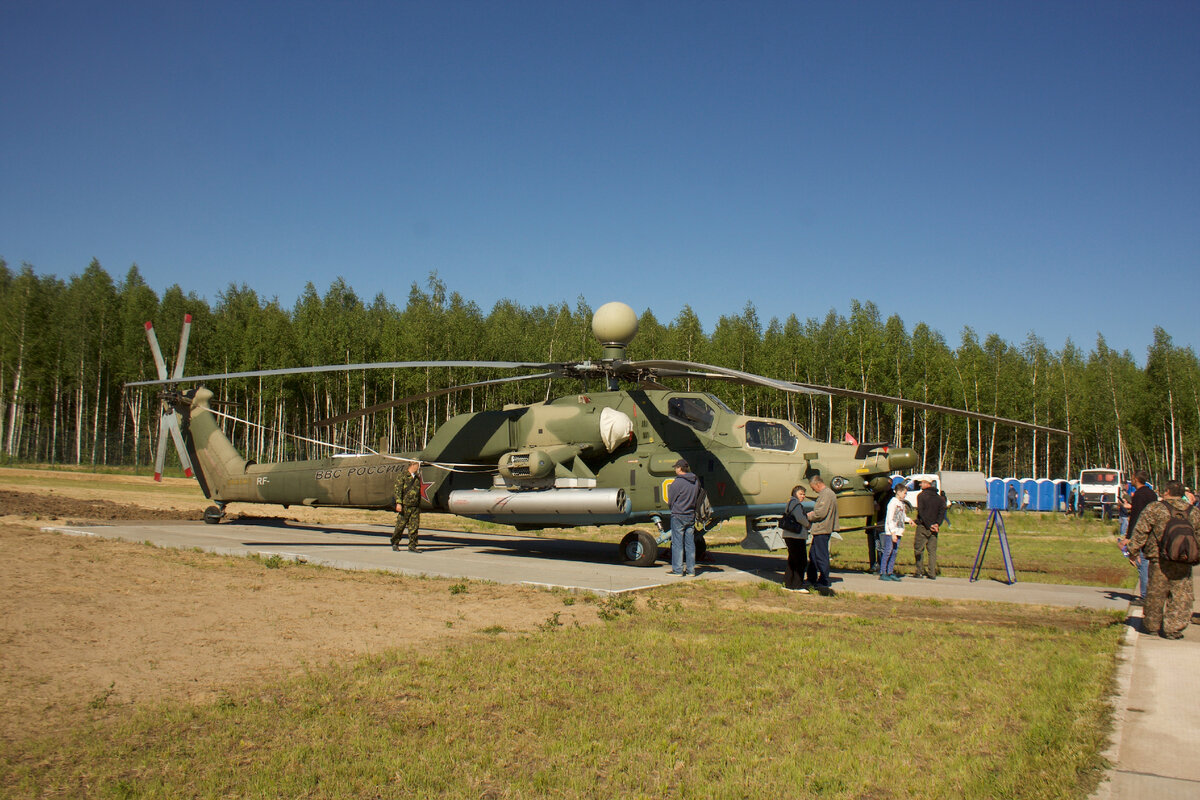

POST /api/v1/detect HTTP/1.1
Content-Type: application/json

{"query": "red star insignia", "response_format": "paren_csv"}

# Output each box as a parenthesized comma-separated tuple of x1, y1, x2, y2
(419, 479, 434, 502)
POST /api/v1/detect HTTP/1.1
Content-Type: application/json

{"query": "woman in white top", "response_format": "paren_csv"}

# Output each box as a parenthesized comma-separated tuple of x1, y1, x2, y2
(881, 484, 909, 581)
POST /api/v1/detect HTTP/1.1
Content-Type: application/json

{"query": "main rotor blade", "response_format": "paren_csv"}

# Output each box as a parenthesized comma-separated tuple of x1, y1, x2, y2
(125, 360, 563, 388)
(788, 381, 1070, 436)
(621, 359, 830, 395)
(313, 371, 563, 428)
(626, 358, 1069, 436)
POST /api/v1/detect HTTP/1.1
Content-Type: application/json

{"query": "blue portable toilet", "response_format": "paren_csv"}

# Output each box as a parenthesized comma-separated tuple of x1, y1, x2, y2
(1003, 478, 1022, 510)
(1021, 478, 1039, 510)
(1053, 479, 1070, 511)
(1036, 479, 1055, 511)
(987, 478, 1006, 511)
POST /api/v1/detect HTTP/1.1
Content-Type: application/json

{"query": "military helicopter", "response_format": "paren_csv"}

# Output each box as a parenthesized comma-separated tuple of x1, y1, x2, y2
(129, 302, 1067, 566)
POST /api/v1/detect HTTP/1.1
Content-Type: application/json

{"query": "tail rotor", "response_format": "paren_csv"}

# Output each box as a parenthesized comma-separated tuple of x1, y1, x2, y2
(144, 316, 195, 481)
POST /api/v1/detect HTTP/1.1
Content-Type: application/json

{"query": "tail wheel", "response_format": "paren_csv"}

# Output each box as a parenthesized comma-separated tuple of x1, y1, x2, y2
(203, 505, 224, 525)
(619, 529, 658, 567)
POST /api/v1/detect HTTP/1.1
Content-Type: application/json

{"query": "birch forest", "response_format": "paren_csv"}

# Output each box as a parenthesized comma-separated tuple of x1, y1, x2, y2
(3, 258, 1198, 486)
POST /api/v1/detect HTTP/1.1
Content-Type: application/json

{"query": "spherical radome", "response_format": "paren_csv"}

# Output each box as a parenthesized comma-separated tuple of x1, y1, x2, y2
(591, 302, 639, 345)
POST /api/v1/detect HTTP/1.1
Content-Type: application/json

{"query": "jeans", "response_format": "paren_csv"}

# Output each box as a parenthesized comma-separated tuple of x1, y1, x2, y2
(809, 534, 831, 586)
(880, 535, 898, 576)
(1138, 555, 1149, 598)
(670, 515, 696, 574)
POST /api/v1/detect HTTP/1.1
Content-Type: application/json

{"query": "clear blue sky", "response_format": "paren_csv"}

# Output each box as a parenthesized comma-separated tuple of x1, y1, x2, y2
(3, 1, 1198, 362)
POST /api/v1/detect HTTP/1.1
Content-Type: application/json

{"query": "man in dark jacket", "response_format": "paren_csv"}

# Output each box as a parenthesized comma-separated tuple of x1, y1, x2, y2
(913, 479, 946, 579)
(1121, 470, 1157, 602)
(667, 459, 701, 576)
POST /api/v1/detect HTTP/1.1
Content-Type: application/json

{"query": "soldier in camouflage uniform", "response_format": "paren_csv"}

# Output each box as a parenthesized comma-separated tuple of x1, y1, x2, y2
(392, 460, 423, 552)
(1128, 480, 1198, 639)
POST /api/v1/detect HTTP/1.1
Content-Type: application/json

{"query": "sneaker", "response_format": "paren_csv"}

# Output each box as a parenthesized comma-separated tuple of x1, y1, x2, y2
(685, 571, 696, 577)
(925, 574, 937, 580)
(1130, 597, 1144, 607)
(879, 574, 889, 581)
(889, 574, 902, 581)
(666, 570, 683, 575)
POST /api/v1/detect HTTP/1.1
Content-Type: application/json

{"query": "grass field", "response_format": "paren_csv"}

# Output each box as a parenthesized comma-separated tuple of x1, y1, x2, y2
(823, 508, 1131, 589)
(2, 580, 1123, 800)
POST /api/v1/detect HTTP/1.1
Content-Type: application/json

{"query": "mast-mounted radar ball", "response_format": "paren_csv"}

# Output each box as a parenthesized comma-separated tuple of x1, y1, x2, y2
(592, 302, 639, 349)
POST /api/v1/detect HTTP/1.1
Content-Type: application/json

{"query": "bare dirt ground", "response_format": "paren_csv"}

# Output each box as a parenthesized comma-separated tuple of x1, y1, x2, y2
(0, 472, 601, 743)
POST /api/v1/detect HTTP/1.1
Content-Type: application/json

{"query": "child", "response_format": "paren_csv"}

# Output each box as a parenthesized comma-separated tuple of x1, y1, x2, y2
(882, 484, 909, 581)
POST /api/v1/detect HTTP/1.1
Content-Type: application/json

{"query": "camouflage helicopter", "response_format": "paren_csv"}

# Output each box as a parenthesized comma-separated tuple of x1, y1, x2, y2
(129, 302, 1067, 566)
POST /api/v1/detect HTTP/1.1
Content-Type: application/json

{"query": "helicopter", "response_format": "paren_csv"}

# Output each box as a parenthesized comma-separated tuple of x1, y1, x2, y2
(128, 302, 1068, 566)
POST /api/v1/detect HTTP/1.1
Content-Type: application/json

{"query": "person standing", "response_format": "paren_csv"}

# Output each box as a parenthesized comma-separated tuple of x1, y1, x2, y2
(781, 485, 813, 592)
(806, 474, 839, 595)
(881, 484, 909, 581)
(870, 483, 896, 574)
(667, 459, 701, 577)
(1120, 470, 1157, 603)
(392, 460, 424, 552)
(1128, 480, 1199, 639)
(913, 479, 945, 579)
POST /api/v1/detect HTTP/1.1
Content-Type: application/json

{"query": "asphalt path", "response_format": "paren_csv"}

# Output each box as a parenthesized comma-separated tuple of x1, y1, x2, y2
(45, 518, 1130, 609)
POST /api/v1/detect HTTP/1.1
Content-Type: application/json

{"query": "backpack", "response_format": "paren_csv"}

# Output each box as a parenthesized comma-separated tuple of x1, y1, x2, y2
(780, 498, 801, 533)
(1159, 505, 1200, 565)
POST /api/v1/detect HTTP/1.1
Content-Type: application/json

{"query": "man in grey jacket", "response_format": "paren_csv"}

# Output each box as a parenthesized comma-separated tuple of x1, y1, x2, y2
(667, 459, 702, 576)
(807, 474, 839, 594)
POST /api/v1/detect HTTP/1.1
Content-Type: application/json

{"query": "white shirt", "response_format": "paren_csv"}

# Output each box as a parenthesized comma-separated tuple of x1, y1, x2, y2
(885, 496, 909, 537)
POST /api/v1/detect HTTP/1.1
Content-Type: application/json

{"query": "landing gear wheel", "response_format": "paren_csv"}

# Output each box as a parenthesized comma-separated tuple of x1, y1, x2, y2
(203, 505, 225, 525)
(619, 529, 658, 567)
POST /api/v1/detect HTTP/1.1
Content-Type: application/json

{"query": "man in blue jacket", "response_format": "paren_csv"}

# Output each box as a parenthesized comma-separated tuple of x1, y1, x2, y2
(667, 459, 702, 577)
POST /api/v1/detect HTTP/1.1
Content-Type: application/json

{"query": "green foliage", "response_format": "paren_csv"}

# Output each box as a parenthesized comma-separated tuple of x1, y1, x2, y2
(2, 260, 1198, 484)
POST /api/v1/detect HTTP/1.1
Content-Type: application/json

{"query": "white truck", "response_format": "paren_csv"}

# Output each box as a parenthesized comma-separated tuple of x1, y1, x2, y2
(899, 471, 988, 508)
(1077, 468, 1124, 519)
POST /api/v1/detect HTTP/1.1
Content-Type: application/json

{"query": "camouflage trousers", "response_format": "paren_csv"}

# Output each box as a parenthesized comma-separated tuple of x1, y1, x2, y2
(1143, 558, 1193, 638)
(392, 510, 420, 550)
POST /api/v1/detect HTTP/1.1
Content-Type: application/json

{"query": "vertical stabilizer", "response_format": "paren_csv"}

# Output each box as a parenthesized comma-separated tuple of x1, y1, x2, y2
(179, 387, 248, 500)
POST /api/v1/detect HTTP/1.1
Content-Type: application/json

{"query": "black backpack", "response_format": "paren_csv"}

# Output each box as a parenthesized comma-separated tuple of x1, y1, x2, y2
(1159, 505, 1200, 565)
(780, 498, 801, 533)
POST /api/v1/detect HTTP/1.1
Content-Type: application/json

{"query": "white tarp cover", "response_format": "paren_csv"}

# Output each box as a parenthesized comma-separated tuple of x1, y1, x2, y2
(599, 407, 634, 452)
